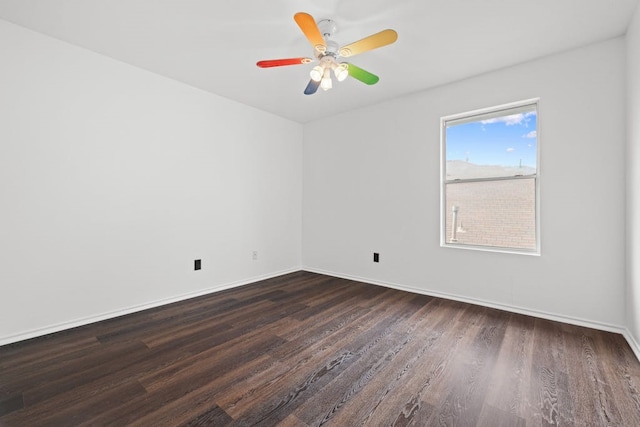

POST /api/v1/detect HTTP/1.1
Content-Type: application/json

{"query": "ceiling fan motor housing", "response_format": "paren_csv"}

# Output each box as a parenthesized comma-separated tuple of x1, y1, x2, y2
(317, 19, 337, 39)
(315, 19, 340, 59)
(316, 40, 340, 60)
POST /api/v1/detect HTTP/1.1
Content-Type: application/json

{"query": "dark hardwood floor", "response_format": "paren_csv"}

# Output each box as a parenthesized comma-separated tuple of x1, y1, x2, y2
(1, 271, 640, 426)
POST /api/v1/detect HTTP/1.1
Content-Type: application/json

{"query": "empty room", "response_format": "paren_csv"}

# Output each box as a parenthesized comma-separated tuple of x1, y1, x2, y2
(2, 0, 640, 425)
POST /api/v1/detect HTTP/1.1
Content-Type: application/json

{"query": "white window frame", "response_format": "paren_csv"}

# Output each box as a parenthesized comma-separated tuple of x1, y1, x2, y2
(440, 99, 541, 255)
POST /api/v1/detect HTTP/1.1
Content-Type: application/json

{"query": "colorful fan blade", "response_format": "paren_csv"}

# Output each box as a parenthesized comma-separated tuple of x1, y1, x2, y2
(294, 12, 326, 52)
(304, 79, 320, 95)
(257, 58, 313, 68)
(339, 29, 398, 58)
(345, 63, 379, 85)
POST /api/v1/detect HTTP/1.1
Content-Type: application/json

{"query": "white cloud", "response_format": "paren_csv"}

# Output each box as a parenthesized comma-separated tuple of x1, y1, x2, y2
(481, 111, 537, 126)
(506, 147, 515, 152)
(482, 113, 522, 126)
(523, 130, 537, 138)
(482, 114, 523, 126)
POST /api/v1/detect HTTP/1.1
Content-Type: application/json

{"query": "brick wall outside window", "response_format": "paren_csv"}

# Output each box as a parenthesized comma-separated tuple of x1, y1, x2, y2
(445, 178, 536, 250)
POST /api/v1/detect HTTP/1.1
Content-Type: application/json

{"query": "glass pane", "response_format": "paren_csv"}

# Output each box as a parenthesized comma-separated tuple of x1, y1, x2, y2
(446, 106, 537, 180)
(445, 179, 536, 250)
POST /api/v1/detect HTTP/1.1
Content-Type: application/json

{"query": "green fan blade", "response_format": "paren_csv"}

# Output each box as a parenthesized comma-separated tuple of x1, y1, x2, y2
(345, 63, 379, 85)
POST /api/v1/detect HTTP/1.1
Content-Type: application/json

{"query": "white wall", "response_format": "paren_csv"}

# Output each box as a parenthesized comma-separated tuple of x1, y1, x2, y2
(627, 5, 640, 350)
(1, 15, 632, 346)
(0, 20, 302, 344)
(303, 38, 627, 329)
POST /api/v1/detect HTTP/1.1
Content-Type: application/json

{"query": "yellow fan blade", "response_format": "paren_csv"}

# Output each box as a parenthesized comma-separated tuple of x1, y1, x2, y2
(339, 29, 398, 58)
(294, 12, 326, 53)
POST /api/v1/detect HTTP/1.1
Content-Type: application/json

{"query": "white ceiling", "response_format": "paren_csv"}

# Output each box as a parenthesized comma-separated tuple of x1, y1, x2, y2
(0, 0, 638, 123)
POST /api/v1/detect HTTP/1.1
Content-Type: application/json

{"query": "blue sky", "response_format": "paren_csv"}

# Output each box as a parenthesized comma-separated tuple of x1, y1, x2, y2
(446, 111, 537, 168)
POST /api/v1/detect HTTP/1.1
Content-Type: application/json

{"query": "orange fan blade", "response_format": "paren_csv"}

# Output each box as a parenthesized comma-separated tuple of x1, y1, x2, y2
(257, 58, 313, 68)
(294, 12, 326, 53)
(339, 29, 398, 58)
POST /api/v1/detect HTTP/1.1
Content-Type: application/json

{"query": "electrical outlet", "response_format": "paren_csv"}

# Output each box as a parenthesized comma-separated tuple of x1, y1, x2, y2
(252, 251, 258, 261)
(194, 259, 201, 270)
(373, 253, 379, 263)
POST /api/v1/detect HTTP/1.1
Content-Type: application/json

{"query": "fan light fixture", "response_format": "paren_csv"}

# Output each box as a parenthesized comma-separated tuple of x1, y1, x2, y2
(310, 65, 323, 82)
(256, 12, 398, 95)
(312, 59, 347, 89)
(333, 63, 348, 82)
(320, 68, 332, 91)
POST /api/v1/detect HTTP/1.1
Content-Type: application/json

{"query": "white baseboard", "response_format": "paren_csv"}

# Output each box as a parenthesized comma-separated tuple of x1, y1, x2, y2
(303, 267, 628, 335)
(6, 266, 640, 365)
(623, 329, 640, 362)
(0, 267, 301, 347)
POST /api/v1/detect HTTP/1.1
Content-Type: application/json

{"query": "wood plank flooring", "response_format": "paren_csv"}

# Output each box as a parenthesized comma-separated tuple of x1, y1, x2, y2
(1, 271, 640, 426)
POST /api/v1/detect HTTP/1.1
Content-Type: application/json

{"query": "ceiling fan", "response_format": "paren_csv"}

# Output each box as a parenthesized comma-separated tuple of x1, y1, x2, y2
(257, 12, 398, 95)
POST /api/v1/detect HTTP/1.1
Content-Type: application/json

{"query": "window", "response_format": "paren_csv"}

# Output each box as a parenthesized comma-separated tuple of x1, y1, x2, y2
(441, 100, 539, 254)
